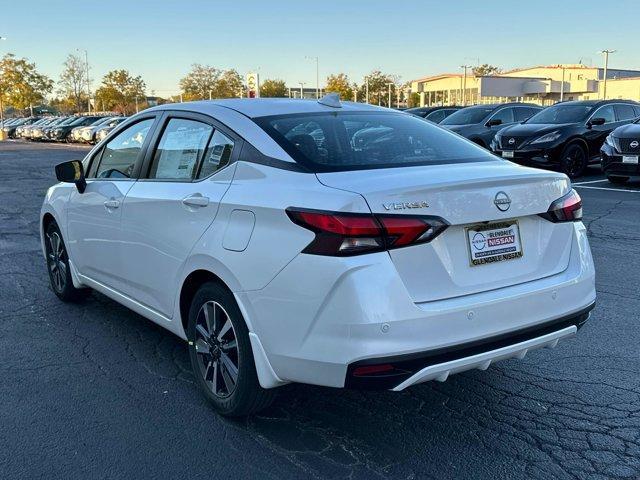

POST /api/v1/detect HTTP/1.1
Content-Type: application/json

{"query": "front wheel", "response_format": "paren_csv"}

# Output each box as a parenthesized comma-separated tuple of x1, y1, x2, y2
(560, 143, 588, 178)
(44, 222, 91, 302)
(187, 282, 276, 416)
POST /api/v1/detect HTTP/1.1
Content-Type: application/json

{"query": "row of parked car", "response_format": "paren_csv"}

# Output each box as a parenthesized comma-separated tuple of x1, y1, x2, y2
(407, 99, 640, 181)
(1, 114, 128, 144)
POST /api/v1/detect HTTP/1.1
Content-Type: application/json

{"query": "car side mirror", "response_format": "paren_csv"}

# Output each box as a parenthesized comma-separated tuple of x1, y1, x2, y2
(588, 117, 606, 128)
(55, 160, 86, 193)
(486, 118, 502, 127)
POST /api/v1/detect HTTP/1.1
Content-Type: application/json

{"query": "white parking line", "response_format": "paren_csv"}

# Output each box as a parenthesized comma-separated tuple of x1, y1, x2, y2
(574, 185, 639, 193)
(573, 179, 609, 185)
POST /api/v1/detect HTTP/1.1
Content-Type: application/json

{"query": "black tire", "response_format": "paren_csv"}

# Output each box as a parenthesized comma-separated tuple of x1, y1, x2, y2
(44, 221, 91, 302)
(187, 282, 276, 416)
(607, 175, 630, 185)
(560, 143, 588, 178)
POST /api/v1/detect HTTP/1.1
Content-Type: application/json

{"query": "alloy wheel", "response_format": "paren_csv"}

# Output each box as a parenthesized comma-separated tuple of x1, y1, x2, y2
(46, 231, 67, 292)
(564, 146, 586, 178)
(194, 301, 239, 398)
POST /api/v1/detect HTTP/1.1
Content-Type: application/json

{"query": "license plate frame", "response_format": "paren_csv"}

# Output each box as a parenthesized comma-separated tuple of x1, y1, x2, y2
(622, 155, 639, 164)
(466, 220, 523, 267)
(502, 150, 514, 159)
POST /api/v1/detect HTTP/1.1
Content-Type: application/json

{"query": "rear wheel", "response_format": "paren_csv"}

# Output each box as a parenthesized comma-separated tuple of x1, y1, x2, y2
(44, 222, 91, 302)
(187, 282, 276, 416)
(607, 175, 630, 185)
(560, 143, 588, 178)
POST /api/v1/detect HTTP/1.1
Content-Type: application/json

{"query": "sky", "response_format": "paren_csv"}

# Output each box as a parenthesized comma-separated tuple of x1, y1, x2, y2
(2, 0, 640, 97)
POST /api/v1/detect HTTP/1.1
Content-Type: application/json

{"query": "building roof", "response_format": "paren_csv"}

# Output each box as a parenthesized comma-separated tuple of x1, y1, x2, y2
(412, 73, 463, 83)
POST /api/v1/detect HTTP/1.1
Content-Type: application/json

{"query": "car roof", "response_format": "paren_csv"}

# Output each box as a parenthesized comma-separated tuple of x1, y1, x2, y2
(148, 98, 391, 119)
(557, 99, 639, 107)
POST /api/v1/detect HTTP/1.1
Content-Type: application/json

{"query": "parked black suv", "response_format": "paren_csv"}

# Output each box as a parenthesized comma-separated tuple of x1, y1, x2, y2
(601, 116, 640, 184)
(405, 106, 462, 123)
(492, 100, 640, 178)
(440, 103, 542, 148)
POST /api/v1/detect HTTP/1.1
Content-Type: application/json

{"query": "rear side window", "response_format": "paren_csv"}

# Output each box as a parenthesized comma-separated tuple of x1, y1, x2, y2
(197, 130, 234, 179)
(615, 104, 637, 121)
(149, 119, 213, 180)
(254, 112, 493, 172)
(514, 107, 537, 122)
(95, 119, 154, 179)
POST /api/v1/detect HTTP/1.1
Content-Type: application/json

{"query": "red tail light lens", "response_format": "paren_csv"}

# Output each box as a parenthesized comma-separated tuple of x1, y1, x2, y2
(539, 189, 583, 223)
(286, 208, 448, 256)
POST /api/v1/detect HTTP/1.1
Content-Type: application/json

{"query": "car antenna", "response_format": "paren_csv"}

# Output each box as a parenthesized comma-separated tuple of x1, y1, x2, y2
(317, 93, 341, 108)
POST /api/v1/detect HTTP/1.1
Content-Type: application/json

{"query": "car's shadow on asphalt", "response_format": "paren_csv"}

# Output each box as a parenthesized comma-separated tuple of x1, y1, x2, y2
(72, 286, 550, 477)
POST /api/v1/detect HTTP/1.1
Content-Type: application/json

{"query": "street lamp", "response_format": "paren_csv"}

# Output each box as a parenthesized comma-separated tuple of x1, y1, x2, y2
(460, 65, 472, 106)
(599, 49, 616, 100)
(305, 56, 319, 99)
(364, 76, 369, 104)
(387, 82, 394, 108)
(299, 81, 306, 99)
(77, 49, 91, 113)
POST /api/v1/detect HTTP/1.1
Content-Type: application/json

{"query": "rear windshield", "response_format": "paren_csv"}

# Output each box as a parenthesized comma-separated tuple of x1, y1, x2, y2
(526, 104, 593, 124)
(254, 112, 493, 172)
(440, 107, 494, 125)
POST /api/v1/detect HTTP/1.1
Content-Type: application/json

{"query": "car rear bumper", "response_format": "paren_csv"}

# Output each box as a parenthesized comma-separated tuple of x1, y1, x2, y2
(240, 222, 596, 390)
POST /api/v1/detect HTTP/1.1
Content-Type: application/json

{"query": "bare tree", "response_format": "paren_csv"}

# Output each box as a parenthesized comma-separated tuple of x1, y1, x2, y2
(58, 53, 87, 113)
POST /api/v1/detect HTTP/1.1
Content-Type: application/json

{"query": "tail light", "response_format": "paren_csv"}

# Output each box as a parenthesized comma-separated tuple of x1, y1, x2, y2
(539, 189, 582, 223)
(286, 208, 448, 256)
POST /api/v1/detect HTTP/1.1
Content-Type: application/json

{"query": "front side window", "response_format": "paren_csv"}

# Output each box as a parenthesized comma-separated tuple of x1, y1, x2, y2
(592, 105, 615, 124)
(149, 118, 213, 180)
(255, 112, 493, 172)
(197, 130, 234, 179)
(424, 110, 446, 123)
(95, 118, 154, 179)
(491, 108, 514, 124)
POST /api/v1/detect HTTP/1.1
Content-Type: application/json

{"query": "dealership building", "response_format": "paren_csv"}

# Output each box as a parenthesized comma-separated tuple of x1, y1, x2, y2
(410, 64, 640, 107)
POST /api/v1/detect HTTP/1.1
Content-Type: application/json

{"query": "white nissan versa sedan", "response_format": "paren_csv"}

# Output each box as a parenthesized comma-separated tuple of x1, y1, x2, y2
(40, 95, 596, 416)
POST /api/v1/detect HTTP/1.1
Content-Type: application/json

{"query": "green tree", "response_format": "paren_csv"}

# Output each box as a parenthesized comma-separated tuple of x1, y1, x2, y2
(94, 69, 146, 114)
(325, 73, 354, 101)
(472, 64, 502, 77)
(179, 64, 221, 100)
(58, 53, 88, 113)
(214, 69, 243, 98)
(260, 78, 287, 97)
(0, 54, 53, 112)
(357, 70, 398, 106)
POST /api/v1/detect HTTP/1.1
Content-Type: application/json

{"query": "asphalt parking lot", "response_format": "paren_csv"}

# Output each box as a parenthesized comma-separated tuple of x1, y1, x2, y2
(1, 140, 639, 480)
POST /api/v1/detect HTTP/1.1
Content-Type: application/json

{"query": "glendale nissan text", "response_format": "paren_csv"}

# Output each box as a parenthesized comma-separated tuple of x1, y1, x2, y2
(41, 96, 596, 416)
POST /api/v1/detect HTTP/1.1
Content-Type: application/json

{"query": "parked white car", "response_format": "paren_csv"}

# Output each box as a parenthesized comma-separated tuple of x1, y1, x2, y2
(41, 96, 596, 416)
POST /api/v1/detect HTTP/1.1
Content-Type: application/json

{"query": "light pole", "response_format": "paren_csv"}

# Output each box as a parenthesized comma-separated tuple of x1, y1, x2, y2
(599, 49, 616, 100)
(460, 65, 472, 106)
(560, 66, 566, 102)
(387, 82, 394, 108)
(305, 56, 319, 99)
(299, 81, 306, 99)
(77, 49, 91, 113)
(365, 76, 369, 104)
(0, 36, 6, 131)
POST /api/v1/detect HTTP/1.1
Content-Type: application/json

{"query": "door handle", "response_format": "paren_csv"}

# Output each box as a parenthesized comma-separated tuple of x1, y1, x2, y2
(182, 194, 209, 208)
(104, 199, 120, 210)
